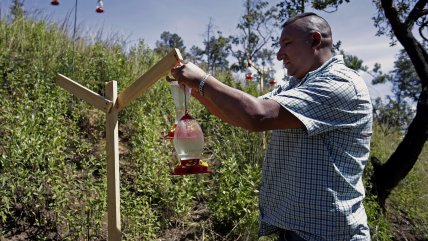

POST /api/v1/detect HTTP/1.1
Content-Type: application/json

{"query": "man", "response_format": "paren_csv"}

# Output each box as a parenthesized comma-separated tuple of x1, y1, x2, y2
(169, 12, 372, 241)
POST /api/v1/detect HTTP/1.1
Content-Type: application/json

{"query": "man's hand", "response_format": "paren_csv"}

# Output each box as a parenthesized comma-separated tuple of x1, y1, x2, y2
(169, 62, 207, 89)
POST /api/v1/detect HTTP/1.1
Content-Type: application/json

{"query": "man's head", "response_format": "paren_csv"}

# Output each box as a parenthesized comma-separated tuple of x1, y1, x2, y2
(277, 12, 333, 79)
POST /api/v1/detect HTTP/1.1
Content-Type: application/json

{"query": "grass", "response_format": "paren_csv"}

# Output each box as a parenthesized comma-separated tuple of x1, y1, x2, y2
(0, 9, 427, 240)
(369, 123, 428, 240)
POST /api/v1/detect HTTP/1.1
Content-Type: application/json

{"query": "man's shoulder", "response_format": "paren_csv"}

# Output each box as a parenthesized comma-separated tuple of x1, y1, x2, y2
(322, 59, 362, 82)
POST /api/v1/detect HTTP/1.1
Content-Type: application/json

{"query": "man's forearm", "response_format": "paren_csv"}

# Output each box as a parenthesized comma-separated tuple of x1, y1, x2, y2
(200, 76, 264, 131)
(192, 90, 243, 127)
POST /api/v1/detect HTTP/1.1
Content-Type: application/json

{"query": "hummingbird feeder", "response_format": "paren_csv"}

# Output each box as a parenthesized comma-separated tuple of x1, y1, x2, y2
(269, 79, 277, 86)
(167, 81, 213, 175)
(245, 67, 253, 81)
(96, 0, 104, 13)
(172, 113, 213, 175)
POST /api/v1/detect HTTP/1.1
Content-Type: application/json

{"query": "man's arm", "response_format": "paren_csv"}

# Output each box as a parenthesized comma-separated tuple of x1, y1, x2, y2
(171, 63, 304, 132)
(191, 75, 304, 132)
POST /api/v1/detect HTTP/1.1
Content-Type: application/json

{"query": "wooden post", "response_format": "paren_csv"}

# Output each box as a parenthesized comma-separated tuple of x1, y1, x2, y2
(105, 81, 121, 241)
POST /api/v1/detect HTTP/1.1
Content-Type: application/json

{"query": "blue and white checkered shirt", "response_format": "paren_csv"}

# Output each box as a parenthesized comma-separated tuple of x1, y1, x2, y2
(258, 55, 372, 240)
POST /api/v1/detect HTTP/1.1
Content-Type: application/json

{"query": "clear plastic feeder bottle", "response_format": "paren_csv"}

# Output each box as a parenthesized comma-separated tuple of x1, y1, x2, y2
(173, 114, 204, 160)
(172, 113, 213, 175)
(170, 81, 190, 122)
(164, 81, 191, 140)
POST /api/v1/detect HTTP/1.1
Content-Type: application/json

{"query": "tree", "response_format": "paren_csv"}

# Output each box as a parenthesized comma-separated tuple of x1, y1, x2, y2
(374, 49, 422, 103)
(277, 0, 350, 21)
(372, 49, 421, 133)
(275, 0, 428, 208)
(205, 18, 215, 71)
(369, 0, 428, 208)
(9, 0, 25, 21)
(201, 18, 231, 72)
(186, 19, 231, 72)
(188, 45, 205, 65)
(229, 0, 279, 91)
(372, 96, 415, 134)
(154, 31, 186, 57)
(204, 31, 231, 73)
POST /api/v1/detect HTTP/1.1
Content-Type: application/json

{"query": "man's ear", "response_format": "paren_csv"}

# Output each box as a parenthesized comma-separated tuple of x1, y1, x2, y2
(311, 32, 322, 47)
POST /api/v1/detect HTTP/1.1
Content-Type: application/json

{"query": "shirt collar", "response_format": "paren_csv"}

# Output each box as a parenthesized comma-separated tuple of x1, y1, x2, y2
(293, 55, 344, 82)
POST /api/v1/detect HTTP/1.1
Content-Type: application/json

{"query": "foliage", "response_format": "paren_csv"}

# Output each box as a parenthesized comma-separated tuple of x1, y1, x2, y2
(373, 49, 421, 101)
(203, 30, 231, 72)
(372, 97, 415, 132)
(229, 0, 279, 73)
(187, 18, 232, 73)
(154, 31, 187, 58)
(372, 0, 428, 46)
(0, 16, 108, 240)
(0, 6, 427, 241)
(0, 14, 264, 240)
(9, 0, 25, 21)
(371, 48, 421, 130)
(387, 146, 428, 239)
(276, 0, 351, 23)
(368, 123, 428, 240)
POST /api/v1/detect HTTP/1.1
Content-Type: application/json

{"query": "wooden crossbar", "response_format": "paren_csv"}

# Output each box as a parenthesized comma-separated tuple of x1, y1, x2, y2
(56, 74, 113, 113)
(117, 48, 183, 111)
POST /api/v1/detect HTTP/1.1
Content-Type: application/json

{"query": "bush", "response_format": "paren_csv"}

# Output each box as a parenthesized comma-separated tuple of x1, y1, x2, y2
(1, 13, 427, 241)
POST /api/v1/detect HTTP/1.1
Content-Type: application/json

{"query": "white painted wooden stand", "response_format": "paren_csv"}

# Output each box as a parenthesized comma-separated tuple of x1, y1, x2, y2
(56, 49, 183, 241)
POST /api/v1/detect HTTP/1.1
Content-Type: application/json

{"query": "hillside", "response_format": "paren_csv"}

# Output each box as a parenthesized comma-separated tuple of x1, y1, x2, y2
(0, 15, 427, 240)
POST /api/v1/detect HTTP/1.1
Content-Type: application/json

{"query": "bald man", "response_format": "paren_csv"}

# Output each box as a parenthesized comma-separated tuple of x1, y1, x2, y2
(170, 12, 372, 241)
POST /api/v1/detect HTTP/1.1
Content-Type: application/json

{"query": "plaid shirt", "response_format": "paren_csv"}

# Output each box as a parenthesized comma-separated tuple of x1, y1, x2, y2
(259, 55, 372, 240)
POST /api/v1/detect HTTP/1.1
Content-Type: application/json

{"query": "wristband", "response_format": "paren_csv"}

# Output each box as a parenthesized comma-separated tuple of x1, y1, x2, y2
(199, 74, 210, 96)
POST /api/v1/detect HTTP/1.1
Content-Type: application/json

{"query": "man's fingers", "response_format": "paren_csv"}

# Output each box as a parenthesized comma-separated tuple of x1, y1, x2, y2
(166, 75, 181, 82)
(170, 64, 186, 82)
(165, 75, 176, 82)
(174, 61, 185, 67)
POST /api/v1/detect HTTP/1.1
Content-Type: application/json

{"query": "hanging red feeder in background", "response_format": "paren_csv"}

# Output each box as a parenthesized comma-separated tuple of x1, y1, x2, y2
(245, 67, 253, 81)
(50, 0, 59, 6)
(267, 67, 276, 86)
(96, 0, 104, 13)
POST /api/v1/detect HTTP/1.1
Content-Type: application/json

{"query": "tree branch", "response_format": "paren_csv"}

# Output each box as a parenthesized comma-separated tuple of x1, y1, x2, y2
(381, 0, 404, 30)
(420, 20, 428, 42)
(404, 0, 428, 29)
(381, 0, 428, 88)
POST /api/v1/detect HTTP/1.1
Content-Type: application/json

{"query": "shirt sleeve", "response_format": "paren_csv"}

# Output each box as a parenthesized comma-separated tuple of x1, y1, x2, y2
(263, 76, 367, 136)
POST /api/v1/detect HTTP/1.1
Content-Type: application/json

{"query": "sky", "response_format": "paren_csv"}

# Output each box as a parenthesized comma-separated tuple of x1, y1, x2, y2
(1, 0, 403, 99)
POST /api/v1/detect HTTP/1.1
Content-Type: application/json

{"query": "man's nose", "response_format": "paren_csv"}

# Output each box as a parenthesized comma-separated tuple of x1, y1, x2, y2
(276, 50, 283, 61)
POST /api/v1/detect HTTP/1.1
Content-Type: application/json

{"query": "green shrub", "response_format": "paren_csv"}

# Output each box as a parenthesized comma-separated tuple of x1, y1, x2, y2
(1, 12, 427, 241)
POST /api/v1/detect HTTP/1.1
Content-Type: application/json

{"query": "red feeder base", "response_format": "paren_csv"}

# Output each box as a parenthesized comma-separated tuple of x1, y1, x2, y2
(171, 159, 214, 175)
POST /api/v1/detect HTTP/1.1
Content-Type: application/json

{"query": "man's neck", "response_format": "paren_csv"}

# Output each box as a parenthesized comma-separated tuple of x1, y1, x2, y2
(311, 52, 333, 71)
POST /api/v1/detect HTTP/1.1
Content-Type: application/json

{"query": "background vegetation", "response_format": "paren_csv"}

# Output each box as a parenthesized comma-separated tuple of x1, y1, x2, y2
(0, 2, 427, 241)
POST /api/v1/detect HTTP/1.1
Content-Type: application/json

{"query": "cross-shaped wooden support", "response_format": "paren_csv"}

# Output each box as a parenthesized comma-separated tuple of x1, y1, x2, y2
(56, 48, 183, 241)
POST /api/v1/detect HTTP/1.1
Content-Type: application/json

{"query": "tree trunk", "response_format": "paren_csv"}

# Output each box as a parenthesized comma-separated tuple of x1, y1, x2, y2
(372, 86, 428, 207)
(371, 0, 428, 208)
